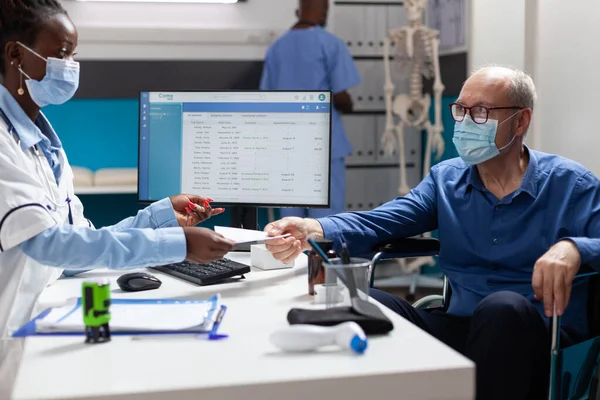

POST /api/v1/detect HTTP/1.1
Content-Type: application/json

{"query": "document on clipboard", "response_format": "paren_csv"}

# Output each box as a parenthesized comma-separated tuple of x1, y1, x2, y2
(214, 226, 291, 247)
(12, 295, 224, 337)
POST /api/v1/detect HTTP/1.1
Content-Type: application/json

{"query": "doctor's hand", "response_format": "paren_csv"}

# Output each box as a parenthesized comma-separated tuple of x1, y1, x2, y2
(183, 227, 235, 264)
(532, 240, 581, 317)
(264, 218, 324, 264)
(170, 194, 225, 227)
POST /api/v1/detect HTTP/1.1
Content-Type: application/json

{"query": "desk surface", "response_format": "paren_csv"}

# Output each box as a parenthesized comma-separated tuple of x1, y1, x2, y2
(9, 253, 474, 400)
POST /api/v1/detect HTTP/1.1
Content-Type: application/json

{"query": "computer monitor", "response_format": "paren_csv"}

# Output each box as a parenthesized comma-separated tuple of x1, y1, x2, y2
(138, 90, 333, 229)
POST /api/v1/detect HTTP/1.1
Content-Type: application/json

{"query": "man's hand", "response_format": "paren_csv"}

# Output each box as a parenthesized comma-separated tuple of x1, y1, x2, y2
(532, 240, 582, 317)
(183, 227, 235, 264)
(169, 195, 225, 227)
(264, 217, 324, 264)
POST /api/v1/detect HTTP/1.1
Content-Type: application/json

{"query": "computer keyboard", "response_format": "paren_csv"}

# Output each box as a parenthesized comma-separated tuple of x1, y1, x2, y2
(151, 258, 251, 286)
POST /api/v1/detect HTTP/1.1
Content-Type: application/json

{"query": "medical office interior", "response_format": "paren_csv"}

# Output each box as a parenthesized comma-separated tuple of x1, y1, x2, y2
(3, 0, 600, 399)
(55, 0, 597, 292)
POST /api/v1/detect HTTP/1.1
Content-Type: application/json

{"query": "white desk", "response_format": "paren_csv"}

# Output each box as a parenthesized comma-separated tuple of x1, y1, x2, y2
(8, 253, 474, 400)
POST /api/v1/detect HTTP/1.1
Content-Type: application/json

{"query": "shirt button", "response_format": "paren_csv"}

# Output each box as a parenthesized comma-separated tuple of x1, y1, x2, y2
(488, 283, 494, 288)
(493, 238, 499, 244)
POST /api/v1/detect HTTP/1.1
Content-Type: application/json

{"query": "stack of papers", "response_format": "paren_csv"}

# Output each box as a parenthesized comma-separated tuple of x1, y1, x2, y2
(215, 226, 290, 246)
(33, 295, 221, 334)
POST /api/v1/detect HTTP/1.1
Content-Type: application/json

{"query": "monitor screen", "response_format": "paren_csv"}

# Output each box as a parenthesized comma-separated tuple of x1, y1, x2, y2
(138, 91, 332, 207)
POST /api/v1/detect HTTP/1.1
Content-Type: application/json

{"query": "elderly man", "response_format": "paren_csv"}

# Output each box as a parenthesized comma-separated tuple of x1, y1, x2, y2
(264, 66, 600, 400)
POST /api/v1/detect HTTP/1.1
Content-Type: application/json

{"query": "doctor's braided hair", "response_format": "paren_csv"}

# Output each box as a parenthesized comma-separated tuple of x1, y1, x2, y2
(0, 0, 67, 76)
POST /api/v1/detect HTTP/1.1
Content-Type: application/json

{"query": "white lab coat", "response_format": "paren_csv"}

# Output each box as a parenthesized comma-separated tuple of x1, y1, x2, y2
(0, 117, 89, 339)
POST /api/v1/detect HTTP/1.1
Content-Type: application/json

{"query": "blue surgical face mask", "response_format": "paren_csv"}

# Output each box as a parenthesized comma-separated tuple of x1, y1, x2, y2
(16, 41, 80, 108)
(452, 112, 520, 165)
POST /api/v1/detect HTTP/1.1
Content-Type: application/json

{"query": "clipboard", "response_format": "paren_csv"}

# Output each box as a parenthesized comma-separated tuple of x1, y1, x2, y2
(12, 295, 227, 338)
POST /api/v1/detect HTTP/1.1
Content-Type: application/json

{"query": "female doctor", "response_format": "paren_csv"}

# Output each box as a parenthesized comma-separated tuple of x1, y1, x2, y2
(0, 0, 234, 339)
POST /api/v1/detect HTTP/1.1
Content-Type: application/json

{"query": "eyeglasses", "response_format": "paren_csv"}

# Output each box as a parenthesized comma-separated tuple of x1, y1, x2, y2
(449, 103, 524, 124)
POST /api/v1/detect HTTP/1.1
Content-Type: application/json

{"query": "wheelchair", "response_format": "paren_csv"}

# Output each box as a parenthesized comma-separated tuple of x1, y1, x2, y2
(369, 237, 600, 400)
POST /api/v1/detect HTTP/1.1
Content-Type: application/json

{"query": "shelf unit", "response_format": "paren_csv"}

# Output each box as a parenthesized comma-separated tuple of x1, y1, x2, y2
(333, 0, 422, 211)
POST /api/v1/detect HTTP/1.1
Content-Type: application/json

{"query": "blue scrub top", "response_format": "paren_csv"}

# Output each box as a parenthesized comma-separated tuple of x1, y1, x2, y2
(260, 26, 361, 159)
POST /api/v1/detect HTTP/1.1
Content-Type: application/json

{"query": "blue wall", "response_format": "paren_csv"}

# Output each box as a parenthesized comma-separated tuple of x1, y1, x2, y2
(44, 99, 139, 170)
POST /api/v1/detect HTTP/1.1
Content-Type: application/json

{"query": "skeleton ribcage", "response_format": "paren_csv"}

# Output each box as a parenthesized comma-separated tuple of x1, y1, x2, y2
(391, 30, 435, 83)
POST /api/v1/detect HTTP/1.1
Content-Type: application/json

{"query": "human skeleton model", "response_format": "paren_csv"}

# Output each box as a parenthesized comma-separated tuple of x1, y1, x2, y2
(382, 0, 445, 271)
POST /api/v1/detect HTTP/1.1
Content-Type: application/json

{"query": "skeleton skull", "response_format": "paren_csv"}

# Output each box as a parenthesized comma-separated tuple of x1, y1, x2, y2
(404, 0, 428, 23)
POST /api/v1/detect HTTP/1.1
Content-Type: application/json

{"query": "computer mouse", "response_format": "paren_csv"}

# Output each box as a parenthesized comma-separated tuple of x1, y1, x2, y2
(116, 272, 162, 292)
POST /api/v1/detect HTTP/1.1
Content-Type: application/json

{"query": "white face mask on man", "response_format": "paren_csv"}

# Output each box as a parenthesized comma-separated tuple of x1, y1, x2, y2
(16, 41, 80, 108)
(452, 110, 521, 165)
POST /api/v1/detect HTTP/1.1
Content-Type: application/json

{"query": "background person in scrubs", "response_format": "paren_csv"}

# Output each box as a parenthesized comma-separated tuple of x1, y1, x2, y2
(260, 0, 361, 218)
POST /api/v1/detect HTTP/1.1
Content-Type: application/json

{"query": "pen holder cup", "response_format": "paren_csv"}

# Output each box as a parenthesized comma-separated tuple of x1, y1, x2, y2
(321, 258, 371, 309)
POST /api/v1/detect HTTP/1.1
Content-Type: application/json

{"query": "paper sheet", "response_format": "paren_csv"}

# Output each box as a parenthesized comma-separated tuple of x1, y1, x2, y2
(214, 226, 290, 244)
(36, 300, 218, 333)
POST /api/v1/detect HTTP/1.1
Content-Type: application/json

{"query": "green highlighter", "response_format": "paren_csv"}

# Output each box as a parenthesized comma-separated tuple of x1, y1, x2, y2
(82, 279, 112, 344)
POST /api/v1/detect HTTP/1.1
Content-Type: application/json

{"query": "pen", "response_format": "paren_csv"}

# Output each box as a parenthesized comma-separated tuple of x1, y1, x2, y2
(307, 238, 333, 264)
(255, 234, 292, 245)
(186, 201, 206, 217)
(208, 305, 228, 341)
(341, 240, 351, 264)
(186, 199, 225, 220)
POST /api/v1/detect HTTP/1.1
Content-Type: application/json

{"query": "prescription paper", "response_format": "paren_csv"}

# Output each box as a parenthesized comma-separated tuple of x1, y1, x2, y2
(214, 226, 290, 245)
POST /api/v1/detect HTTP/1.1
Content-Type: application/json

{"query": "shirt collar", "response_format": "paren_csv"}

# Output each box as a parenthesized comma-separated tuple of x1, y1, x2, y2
(464, 145, 539, 198)
(519, 145, 538, 198)
(0, 85, 62, 152)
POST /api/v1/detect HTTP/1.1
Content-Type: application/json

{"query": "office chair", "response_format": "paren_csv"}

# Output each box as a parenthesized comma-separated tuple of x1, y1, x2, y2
(369, 238, 600, 400)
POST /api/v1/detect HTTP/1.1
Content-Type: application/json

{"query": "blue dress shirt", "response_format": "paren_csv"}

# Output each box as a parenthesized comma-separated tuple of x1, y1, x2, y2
(318, 147, 600, 339)
(260, 26, 361, 159)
